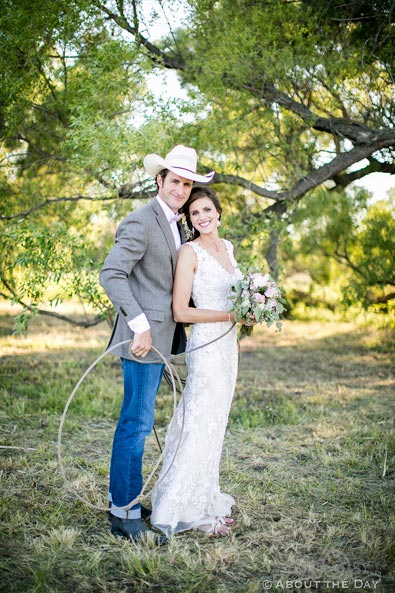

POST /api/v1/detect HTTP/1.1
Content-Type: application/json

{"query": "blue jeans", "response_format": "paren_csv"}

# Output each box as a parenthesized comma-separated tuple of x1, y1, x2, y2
(109, 359, 164, 515)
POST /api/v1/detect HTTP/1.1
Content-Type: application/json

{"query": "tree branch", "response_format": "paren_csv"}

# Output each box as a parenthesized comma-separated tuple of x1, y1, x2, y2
(94, 1, 185, 69)
(0, 188, 155, 221)
(242, 80, 393, 145)
(331, 247, 368, 279)
(263, 137, 395, 214)
(4, 141, 393, 223)
(212, 173, 282, 201)
(22, 304, 107, 328)
(0, 195, 112, 221)
(15, 134, 65, 161)
(33, 58, 68, 126)
(332, 157, 395, 188)
(0, 282, 108, 329)
(372, 291, 395, 304)
(220, 134, 395, 218)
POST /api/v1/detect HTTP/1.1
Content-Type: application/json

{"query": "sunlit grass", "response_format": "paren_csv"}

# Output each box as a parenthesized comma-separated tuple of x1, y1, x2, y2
(1, 301, 394, 592)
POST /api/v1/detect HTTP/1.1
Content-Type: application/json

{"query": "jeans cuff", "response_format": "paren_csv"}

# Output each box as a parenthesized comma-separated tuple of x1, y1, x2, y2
(110, 505, 141, 520)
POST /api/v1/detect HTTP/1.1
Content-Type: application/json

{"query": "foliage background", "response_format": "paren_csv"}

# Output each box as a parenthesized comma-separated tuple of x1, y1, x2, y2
(0, 0, 395, 330)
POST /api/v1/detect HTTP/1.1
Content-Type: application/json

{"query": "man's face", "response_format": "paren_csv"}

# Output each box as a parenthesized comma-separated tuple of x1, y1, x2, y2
(157, 172, 193, 212)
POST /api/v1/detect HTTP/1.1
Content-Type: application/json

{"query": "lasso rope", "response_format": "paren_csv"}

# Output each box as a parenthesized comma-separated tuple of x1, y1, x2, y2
(57, 323, 236, 513)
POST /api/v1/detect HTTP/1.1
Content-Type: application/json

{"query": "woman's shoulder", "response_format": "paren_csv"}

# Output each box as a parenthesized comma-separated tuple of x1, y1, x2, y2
(183, 240, 199, 252)
(177, 243, 198, 271)
(179, 242, 198, 257)
(222, 238, 234, 251)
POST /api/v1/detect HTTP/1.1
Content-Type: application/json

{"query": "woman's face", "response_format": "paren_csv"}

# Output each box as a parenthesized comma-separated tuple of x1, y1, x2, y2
(189, 197, 220, 235)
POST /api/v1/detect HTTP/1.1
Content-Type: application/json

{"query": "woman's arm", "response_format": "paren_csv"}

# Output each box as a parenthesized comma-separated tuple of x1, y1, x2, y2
(172, 244, 235, 324)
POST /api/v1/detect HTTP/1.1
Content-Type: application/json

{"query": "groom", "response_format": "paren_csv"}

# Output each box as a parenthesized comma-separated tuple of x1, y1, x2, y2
(99, 145, 215, 544)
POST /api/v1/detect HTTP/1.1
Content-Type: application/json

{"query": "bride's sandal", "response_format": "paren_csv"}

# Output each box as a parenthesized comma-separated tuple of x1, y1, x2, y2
(193, 517, 231, 537)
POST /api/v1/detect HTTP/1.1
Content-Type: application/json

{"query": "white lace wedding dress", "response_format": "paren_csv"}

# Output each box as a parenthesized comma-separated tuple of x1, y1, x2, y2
(151, 239, 241, 535)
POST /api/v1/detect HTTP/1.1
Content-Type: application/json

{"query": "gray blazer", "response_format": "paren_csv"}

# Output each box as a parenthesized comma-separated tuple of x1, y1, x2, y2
(99, 198, 186, 361)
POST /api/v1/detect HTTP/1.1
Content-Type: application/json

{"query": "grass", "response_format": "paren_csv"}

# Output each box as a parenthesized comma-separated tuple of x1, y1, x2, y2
(1, 302, 394, 593)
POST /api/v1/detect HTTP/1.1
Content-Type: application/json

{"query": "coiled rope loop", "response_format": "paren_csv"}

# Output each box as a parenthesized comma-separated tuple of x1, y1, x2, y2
(57, 323, 236, 513)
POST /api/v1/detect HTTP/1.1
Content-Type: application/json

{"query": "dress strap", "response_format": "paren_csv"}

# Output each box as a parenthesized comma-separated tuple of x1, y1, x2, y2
(186, 240, 203, 259)
(186, 240, 198, 251)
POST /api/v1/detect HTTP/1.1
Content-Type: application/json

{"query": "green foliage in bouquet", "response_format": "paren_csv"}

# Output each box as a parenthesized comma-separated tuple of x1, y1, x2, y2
(229, 269, 286, 337)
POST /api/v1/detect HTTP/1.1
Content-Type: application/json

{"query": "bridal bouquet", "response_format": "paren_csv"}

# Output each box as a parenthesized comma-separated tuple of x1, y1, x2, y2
(229, 269, 286, 337)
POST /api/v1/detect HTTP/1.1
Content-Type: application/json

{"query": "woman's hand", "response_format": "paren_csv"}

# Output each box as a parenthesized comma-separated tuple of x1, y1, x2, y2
(238, 319, 257, 327)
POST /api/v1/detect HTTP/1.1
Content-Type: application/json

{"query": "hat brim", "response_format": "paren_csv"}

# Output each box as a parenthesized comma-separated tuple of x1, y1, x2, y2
(144, 153, 215, 184)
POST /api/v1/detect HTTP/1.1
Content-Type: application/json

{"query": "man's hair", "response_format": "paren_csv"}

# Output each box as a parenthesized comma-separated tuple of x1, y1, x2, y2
(155, 169, 197, 191)
(155, 169, 169, 191)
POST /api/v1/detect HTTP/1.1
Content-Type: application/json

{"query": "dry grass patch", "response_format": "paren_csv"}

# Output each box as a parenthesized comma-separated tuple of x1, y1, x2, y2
(1, 304, 394, 592)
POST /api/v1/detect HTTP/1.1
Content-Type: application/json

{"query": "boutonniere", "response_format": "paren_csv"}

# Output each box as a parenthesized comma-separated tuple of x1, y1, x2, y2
(181, 218, 195, 241)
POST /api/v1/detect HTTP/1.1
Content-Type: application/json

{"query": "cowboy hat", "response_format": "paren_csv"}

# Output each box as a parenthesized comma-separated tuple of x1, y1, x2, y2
(143, 145, 215, 184)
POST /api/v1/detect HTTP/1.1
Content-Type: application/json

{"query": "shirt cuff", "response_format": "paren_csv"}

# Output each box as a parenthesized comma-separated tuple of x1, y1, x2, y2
(127, 313, 150, 334)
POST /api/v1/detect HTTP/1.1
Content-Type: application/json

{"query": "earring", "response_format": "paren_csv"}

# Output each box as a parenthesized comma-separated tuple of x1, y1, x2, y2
(216, 219, 221, 227)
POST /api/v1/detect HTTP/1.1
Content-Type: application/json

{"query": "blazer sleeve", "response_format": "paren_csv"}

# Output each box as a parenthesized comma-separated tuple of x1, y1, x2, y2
(99, 214, 148, 322)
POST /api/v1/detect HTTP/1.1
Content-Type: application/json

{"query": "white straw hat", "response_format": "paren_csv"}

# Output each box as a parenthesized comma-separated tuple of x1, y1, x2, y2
(144, 145, 215, 183)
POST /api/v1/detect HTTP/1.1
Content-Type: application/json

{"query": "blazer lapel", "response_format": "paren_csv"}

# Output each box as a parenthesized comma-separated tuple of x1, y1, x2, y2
(151, 199, 178, 273)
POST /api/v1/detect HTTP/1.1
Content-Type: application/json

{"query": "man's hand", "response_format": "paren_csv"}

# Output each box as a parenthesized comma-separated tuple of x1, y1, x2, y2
(131, 330, 152, 358)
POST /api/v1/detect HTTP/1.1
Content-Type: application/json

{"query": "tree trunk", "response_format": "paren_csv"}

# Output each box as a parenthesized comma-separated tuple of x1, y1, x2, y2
(266, 229, 279, 280)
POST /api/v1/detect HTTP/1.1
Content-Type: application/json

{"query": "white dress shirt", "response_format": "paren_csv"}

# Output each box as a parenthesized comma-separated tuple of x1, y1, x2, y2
(127, 195, 182, 334)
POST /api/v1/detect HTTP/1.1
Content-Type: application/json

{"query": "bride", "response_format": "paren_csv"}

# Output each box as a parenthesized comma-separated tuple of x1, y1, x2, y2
(151, 186, 242, 537)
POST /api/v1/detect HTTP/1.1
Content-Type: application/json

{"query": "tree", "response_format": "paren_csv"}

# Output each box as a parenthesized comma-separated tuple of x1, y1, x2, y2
(80, 0, 395, 278)
(1, 0, 395, 328)
(0, 0, 160, 328)
(345, 197, 395, 307)
(287, 186, 395, 309)
(169, 1, 395, 204)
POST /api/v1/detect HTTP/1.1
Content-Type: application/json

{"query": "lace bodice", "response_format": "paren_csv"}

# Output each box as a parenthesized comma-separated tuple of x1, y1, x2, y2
(188, 239, 239, 310)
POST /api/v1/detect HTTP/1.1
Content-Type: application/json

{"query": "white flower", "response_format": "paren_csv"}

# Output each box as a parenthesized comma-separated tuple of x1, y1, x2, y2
(250, 273, 269, 289)
(265, 285, 278, 298)
(265, 298, 277, 309)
